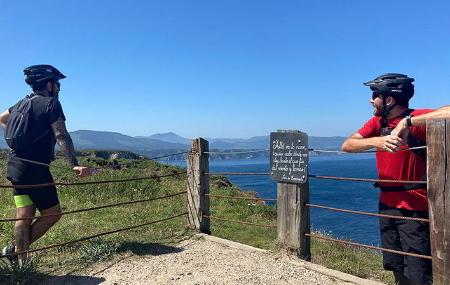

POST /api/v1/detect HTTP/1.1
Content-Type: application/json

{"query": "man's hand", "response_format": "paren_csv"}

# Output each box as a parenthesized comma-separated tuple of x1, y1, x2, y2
(390, 118, 409, 142)
(376, 135, 405, 152)
(73, 166, 93, 178)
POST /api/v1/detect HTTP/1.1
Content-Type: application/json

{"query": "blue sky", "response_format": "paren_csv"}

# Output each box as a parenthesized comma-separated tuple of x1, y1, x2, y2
(1, 1, 449, 138)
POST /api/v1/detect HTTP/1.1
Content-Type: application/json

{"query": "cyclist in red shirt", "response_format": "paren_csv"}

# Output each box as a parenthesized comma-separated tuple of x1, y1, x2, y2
(342, 73, 450, 285)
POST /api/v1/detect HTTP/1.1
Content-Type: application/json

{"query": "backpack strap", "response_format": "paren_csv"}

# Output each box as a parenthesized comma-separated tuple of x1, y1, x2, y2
(375, 109, 427, 191)
(28, 129, 51, 145)
(27, 94, 52, 145)
(379, 109, 426, 156)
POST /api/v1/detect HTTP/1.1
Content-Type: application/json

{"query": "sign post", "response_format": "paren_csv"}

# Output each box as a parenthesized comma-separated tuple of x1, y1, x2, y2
(270, 130, 310, 260)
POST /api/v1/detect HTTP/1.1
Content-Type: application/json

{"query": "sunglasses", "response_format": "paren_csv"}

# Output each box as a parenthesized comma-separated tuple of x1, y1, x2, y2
(371, 92, 382, 100)
(53, 81, 60, 88)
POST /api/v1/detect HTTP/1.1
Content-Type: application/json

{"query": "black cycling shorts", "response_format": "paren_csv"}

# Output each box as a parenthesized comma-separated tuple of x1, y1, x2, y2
(7, 161, 59, 211)
(379, 203, 432, 285)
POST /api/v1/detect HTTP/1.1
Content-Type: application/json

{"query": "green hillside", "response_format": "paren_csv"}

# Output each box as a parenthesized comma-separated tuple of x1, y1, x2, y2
(0, 154, 392, 284)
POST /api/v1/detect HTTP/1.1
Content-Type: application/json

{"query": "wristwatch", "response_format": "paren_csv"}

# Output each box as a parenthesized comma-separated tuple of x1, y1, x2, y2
(405, 115, 413, 127)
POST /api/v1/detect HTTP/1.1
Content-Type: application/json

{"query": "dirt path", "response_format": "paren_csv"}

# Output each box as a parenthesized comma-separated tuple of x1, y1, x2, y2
(41, 234, 385, 285)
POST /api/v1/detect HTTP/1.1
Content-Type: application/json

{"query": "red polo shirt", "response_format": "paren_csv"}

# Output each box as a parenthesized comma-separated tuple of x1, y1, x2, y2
(358, 109, 433, 211)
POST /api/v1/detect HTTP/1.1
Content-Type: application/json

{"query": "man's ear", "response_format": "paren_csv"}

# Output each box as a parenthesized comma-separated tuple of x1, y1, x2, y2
(46, 81, 53, 92)
(386, 96, 396, 107)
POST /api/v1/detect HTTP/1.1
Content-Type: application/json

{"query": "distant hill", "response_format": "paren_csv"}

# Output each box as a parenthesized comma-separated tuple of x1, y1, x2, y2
(147, 132, 191, 145)
(141, 133, 345, 150)
(0, 129, 346, 159)
(70, 130, 188, 151)
(207, 136, 269, 150)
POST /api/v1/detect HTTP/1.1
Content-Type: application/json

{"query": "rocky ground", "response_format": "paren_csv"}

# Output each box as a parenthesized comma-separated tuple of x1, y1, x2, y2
(41, 234, 385, 285)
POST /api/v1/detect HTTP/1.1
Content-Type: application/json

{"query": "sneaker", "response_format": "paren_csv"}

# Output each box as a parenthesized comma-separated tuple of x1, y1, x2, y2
(2, 245, 18, 265)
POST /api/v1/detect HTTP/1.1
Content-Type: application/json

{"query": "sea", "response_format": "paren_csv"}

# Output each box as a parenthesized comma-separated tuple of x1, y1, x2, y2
(169, 153, 380, 246)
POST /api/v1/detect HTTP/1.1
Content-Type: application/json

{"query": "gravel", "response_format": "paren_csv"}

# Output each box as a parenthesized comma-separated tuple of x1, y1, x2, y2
(41, 235, 384, 285)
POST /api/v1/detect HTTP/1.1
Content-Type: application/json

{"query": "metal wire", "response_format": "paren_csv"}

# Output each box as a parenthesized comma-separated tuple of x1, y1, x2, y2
(305, 203, 429, 222)
(148, 151, 189, 160)
(205, 172, 426, 185)
(0, 212, 188, 259)
(7, 150, 190, 170)
(309, 175, 426, 185)
(309, 145, 427, 154)
(204, 150, 270, 155)
(0, 191, 187, 222)
(205, 172, 270, 176)
(0, 172, 185, 189)
(206, 194, 277, 202)
(305, 233, 432, 260)
(308, 149, 346, 154)
(207, 194, 276, 202)
(8, 156, 60, 169)
(203, 146, 427, 155)
(205, 215, 277, 228)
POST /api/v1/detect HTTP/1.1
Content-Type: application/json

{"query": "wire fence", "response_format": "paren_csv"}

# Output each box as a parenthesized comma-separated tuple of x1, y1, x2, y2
(205, 172, 426, 185)
(199, 146, 427, 156)
(7, 150, 190, 169)
(308, 175, 426, 185)
(0, 191, 187, 222)
(201, 145, 430, 264)
(206, 194, 277, 202)
(0, 172, 185, 189)
(0, 151, 190, 260)
(305, 203, 429, 222)
(0, 143, 432, 266)
(147, 151, 190, 160)
(203, 149, 265, 155)
(204, 192, 429, 223)
(305, 233, 432, 260)
(0, 212, 188, 259)
(205, 215, 277, 229)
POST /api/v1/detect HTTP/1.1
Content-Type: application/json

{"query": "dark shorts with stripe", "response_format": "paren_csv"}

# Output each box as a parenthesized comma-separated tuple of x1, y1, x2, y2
(379, 203, 432, 285)
(7, 160, 59, 211)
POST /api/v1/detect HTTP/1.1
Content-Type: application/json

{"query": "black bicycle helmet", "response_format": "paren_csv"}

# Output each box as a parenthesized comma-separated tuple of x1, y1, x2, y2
(364, 73, 414, 99)
(24, 64, 66, 86)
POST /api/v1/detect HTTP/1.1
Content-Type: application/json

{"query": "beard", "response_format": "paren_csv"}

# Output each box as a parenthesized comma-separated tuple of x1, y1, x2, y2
(373, 105, 384, 117)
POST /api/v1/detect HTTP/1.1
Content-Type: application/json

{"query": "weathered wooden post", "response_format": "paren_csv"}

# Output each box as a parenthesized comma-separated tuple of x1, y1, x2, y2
(270, 130, 310, 260)
(187, 138, 211, 234)
(277, 182, 310, 260)
(427, 119, 450, 284)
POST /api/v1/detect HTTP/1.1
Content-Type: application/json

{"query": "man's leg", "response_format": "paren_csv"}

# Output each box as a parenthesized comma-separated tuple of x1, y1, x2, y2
(380, 204, 408, 283)
(27, 178, 62, 244)
(30, 204, 62, 244)
(398, 210, 432, 285)
(393, 271, 413, 285)
(14, 202, 36, 265)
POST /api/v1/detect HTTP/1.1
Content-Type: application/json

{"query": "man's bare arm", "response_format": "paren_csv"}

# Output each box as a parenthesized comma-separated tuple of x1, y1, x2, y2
(391, 105, 450, 138)
(51, 118, 79, 167)
(409, 105, 450, 126)
(0, 109, 10, 129)
(341, 133, 403, 153)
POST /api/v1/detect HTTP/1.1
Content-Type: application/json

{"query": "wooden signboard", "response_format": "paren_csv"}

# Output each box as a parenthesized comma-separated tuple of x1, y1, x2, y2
(270, 130, 308, 184)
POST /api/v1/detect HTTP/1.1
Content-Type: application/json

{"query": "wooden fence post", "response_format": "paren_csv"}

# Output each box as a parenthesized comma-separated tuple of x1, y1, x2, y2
(277, 181, 310, 260)
(186, 138, 211, 234)
(427, 119, 449, 284)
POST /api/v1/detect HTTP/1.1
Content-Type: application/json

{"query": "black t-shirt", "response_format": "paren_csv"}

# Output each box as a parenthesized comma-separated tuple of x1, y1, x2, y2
(7, 95, 65, 181)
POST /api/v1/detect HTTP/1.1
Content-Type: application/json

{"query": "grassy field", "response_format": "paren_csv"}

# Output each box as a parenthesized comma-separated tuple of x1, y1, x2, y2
(0, 155, 393, 284)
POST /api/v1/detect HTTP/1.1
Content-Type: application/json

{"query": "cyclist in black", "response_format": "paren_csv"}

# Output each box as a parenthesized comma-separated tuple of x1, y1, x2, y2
(0, 65, 91, 265)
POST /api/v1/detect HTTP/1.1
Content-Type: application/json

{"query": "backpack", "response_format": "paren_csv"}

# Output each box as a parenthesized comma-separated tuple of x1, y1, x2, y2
(4, 95, 49, 150)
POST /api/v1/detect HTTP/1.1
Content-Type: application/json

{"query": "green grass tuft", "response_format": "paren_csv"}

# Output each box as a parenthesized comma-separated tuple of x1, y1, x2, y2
(0, 257, 44, 285)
